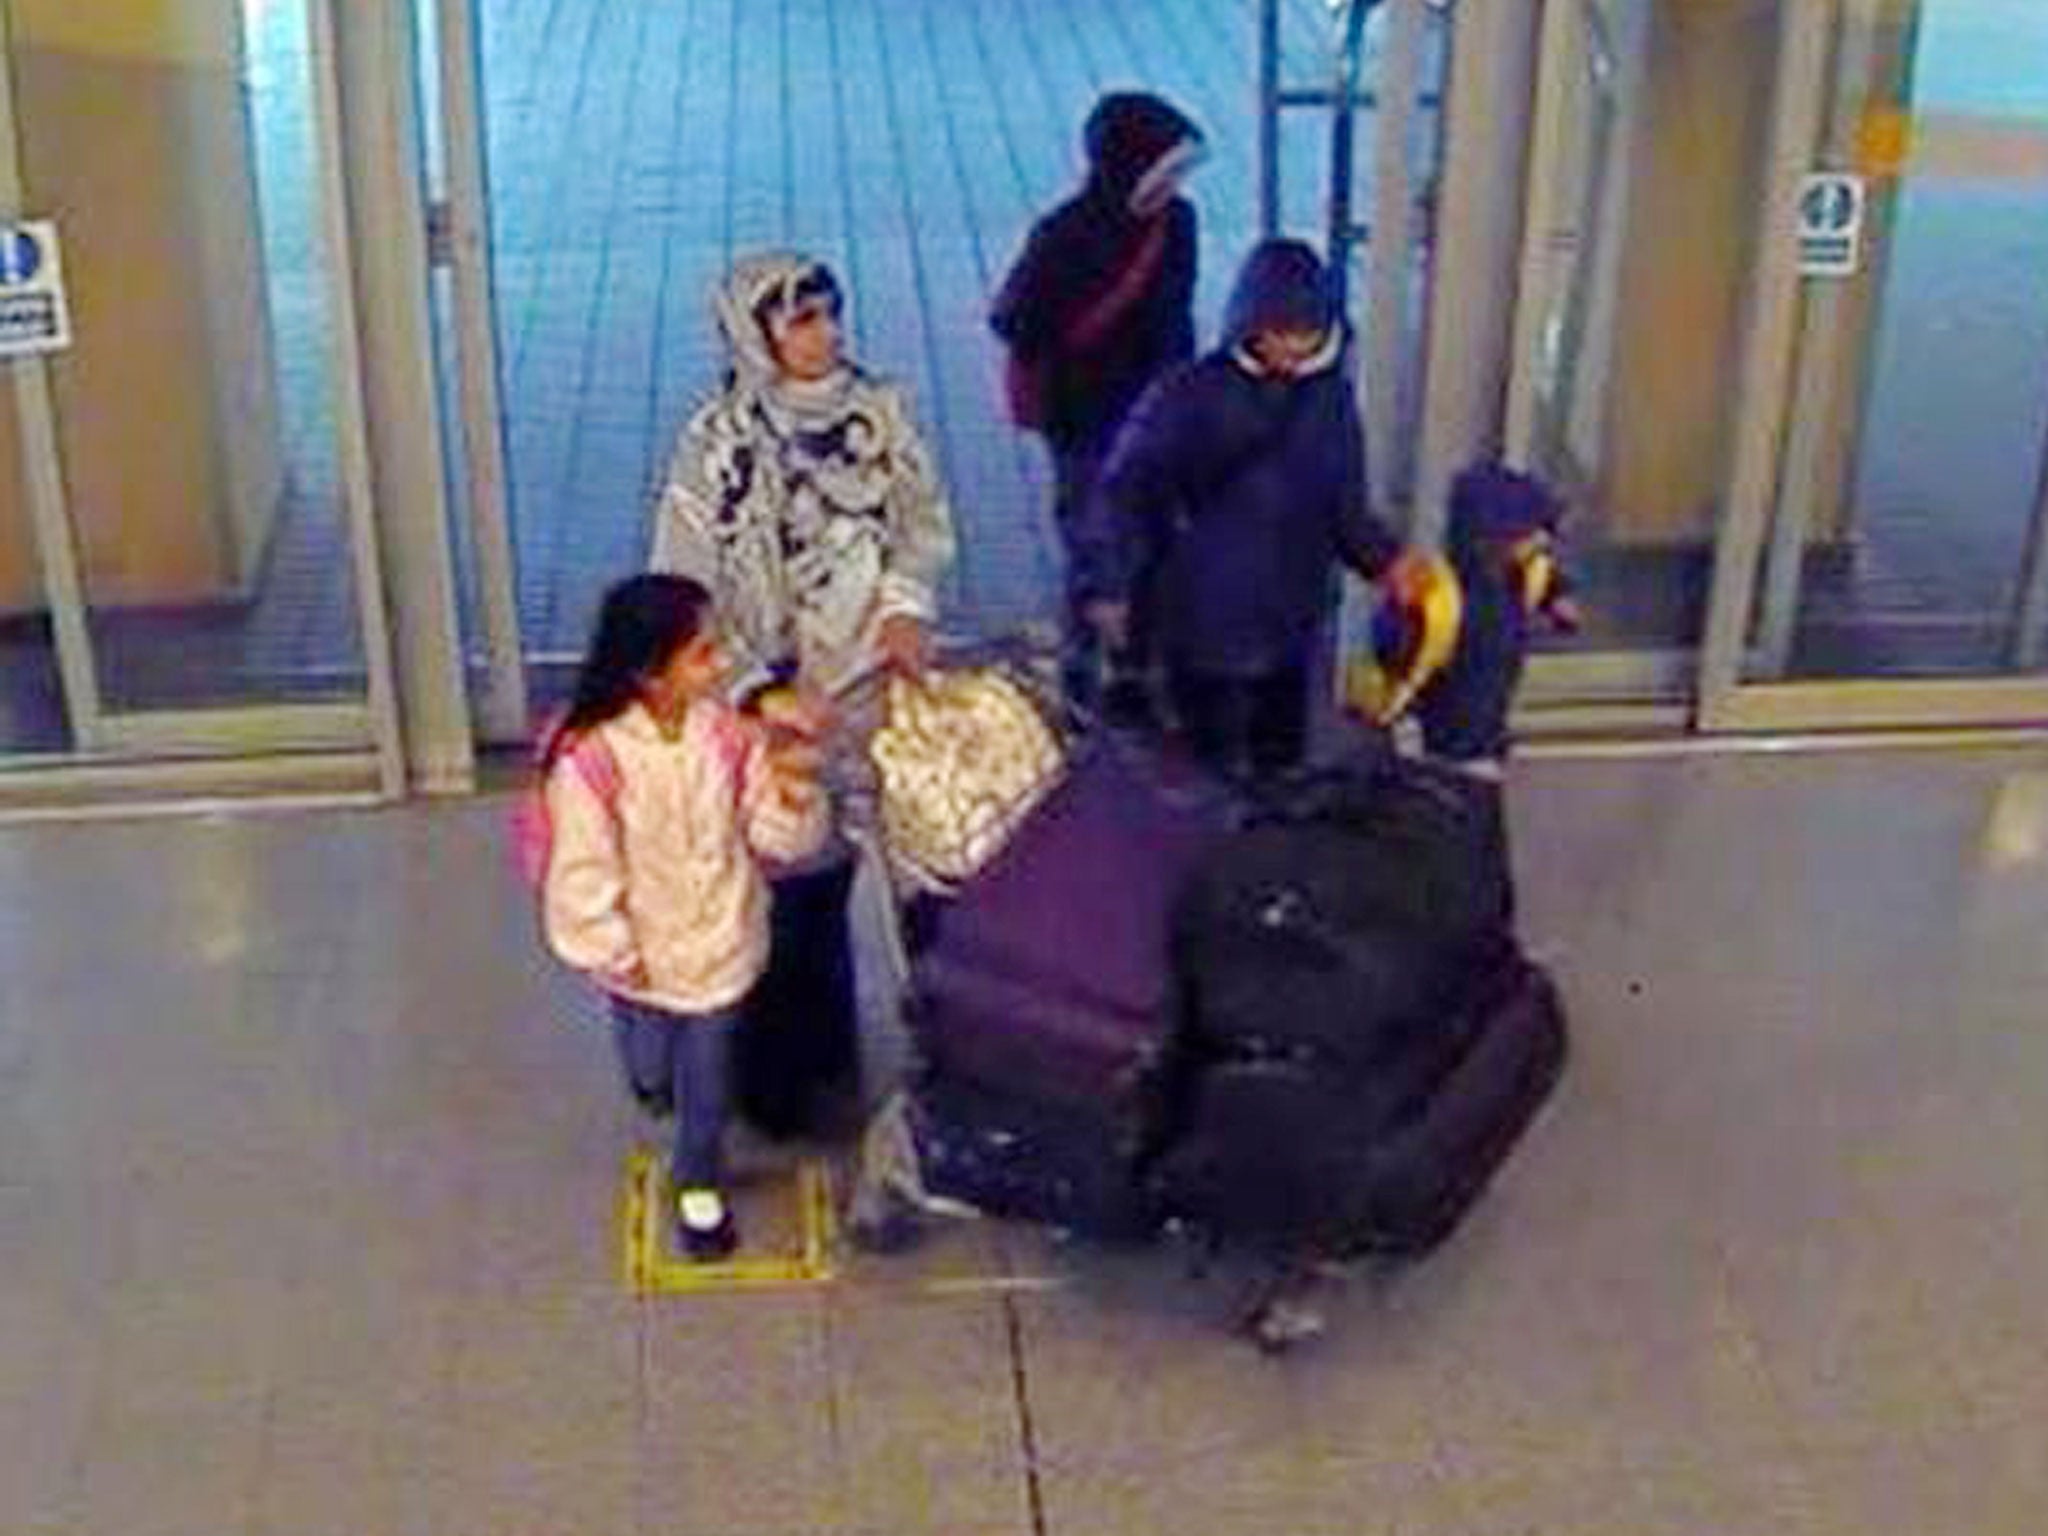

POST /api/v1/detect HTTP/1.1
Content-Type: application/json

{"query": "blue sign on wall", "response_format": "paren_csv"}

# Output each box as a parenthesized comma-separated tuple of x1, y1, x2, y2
(0, 225, 42, 286)
(0, 220, 72, 358)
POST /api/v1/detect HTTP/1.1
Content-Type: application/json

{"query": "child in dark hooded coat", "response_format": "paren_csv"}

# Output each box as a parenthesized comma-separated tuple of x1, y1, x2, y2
(1076, 238, 1420, 781)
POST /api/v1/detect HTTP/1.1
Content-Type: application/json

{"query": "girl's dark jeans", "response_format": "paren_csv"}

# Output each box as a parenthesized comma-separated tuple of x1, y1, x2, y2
(611, 996, 741, 1188)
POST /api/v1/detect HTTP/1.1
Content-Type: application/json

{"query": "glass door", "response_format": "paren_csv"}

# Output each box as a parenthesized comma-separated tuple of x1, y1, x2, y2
(414, 0, 526, 743)
(1, 0, 401, 786)
(1507, 0, 1787, 715)
(1700, 0, 2048, 730)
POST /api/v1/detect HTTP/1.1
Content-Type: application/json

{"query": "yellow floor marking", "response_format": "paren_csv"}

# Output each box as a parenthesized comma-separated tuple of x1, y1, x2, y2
(620, 1148, 839, 1294)
(1984, 771, 2048, 869)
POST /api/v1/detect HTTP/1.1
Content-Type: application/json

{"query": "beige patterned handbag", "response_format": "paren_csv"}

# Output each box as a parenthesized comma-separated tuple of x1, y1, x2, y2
(868, 666, 1065, 893)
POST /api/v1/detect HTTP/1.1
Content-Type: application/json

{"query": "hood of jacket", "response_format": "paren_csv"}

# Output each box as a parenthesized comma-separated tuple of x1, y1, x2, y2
(1084, 92, 1203, 207)
(1221, 238, 1341, 353)
(1446, 461, 1563, 563)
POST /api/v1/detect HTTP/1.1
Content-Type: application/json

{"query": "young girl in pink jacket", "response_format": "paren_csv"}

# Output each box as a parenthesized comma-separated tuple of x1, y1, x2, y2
(541, 574, 830, 1258)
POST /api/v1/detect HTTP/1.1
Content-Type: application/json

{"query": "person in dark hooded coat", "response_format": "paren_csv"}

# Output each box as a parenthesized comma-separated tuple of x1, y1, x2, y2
(1076, 238, 1420, 781)
(990, 91, 1205, 715)
(1411, 461, 1578, 774)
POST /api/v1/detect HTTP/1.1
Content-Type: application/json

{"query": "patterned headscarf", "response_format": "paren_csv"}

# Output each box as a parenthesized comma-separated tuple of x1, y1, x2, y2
(652, 252, 955, 695)
(713, 251, 861, 435)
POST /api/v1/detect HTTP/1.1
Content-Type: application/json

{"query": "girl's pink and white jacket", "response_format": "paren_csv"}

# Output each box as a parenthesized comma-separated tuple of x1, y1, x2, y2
(541, 700, 830, 1014)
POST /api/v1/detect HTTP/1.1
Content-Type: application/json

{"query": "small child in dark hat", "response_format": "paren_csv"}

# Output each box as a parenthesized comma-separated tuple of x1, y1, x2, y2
(1409, 460, 1579, 780)
(1342, 460, 1579, 924)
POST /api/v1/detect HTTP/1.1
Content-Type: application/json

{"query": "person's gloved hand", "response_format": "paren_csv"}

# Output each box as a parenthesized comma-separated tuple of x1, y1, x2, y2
(1383, 547, 1439, 604)
(1083, 599, 1130, 651)
(1542, 593, 1586, 634)
(876, 613, 931, 677)
(753, 683, 836, 741)
(763, 736, 826, 776)
(763, 738, 827, 812)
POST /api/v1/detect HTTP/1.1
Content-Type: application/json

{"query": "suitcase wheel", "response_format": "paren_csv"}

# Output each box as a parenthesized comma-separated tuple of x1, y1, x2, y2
(1242, 1293, 1327, 1354)
(1237, 1266, 1328, 1353)
(845, 1162, 928, 1256)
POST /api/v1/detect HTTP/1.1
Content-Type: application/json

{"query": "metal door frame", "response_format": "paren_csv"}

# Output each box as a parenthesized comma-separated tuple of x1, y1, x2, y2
(427, 0, 527, 744)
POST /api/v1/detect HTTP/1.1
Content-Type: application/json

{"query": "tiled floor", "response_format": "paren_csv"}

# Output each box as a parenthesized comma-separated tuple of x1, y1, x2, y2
(457, 0, 1393, 652)
(5, 745, 2047, 1533)
(291, 0, 1368, 655)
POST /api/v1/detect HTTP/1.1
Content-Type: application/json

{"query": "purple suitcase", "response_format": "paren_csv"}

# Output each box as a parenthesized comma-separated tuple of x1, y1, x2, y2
(905, 741, 1235, 1128)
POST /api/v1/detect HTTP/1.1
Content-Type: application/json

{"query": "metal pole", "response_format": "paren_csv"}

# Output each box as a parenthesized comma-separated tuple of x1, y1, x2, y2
(1502, 0, 1581, 469)
(1259, 0, 1282, 236)
(1364, 0, 1424, 514)
(1697, 1, 1835, 717)
(1411, 0, 1544, 548)
(1327, 0, 1378, 311)
(309, 0, 409, 796)
(329, 0, 478, 792)
(437, 0, 530, 742)
(1755, 10, 1865, 678)
(2008, 413, 2048, 671)
(0, 3, 107, 749)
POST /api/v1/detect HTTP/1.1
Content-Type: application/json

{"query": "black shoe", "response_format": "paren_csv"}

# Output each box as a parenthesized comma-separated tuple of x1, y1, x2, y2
(675, 1188, 739, 1262)
(680, 1215, 738, 1262)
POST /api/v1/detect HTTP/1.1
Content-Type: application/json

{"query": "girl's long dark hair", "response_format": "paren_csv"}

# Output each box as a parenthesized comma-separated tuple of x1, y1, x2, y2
(544, 573, 712, 768)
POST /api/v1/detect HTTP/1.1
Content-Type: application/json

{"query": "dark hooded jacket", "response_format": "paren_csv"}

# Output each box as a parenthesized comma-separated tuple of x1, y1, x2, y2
(1413, 463, 1564, 762)
(989, 93, 1201, 452)
(1075, 239, 1399, 679)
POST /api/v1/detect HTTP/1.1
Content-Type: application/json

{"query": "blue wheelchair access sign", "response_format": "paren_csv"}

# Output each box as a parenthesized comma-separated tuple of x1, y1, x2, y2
(0, 220, 73, 358)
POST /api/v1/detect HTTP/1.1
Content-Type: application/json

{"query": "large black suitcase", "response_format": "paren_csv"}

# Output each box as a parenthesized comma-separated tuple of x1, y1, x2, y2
(1150, 954, 1566, 1258)
(733, 859, 862, 1139)
(907, 1071, 1161, 1242)
(1172, 757, 1514, 1074)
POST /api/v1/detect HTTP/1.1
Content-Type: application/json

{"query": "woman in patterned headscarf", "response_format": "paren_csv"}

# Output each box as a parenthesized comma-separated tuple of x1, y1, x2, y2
(650, 252, 956, 1138)
(653, 251, 955, 704)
